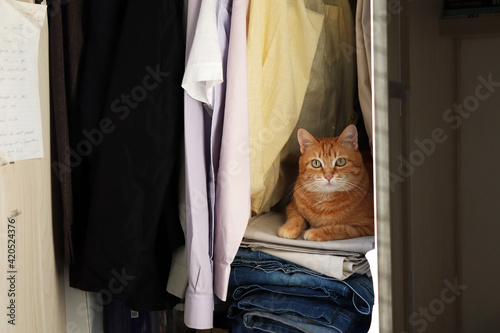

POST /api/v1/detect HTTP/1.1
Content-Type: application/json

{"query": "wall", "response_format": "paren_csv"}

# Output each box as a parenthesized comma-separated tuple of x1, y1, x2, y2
(458, 37, 500, 333)
(399, 2, 500, 332)
(404, 0, 458, 332)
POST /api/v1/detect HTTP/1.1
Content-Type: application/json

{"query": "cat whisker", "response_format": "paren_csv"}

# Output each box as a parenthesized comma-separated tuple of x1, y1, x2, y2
(343, 180, 368, 195)
(345, 187, 354, 200)
(348, 188, 363, 201)
(341, 181, 369, 202)
(294, 181, 319, 196)
(283, 181, 299, 202)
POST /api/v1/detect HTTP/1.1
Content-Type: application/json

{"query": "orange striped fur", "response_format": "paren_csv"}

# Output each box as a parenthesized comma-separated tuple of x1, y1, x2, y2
(278, 125, 374, 241)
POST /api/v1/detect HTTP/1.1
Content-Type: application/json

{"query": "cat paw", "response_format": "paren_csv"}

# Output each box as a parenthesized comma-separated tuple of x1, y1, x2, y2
(278, 224, 301, 239)
(304, 229, 328, 242)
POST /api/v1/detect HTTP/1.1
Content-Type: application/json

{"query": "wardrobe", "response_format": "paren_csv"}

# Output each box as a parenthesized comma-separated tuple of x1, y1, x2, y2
(1, 0, 500, 332)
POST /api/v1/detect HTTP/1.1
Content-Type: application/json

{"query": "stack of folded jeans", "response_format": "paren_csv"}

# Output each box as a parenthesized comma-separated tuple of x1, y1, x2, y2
(228, 248, 373, 333)
(227, 212, 375, 332)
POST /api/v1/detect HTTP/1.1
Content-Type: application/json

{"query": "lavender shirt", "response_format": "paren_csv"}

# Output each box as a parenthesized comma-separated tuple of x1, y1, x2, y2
(182, 0, 250, 329)
(213, 0, 251, 302)
(183, 0, 215, 328)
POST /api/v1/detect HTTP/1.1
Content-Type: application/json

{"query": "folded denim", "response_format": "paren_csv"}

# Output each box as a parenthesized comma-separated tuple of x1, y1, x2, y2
(227, 290, 365, 332)
(230, 249, 374, 315)
(233, 284, 335, 301)
(232, 316, 267, 333)
(240, 311, 340, 333)
(234, 312, 372, 333)
(229, 267, 373, 314)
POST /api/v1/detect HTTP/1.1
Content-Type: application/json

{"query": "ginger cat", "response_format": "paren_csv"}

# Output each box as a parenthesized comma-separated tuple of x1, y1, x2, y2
(278, 125, 374, 241)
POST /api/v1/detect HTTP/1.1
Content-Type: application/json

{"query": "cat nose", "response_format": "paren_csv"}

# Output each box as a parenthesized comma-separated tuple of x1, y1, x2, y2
(325, 174, 333, 181)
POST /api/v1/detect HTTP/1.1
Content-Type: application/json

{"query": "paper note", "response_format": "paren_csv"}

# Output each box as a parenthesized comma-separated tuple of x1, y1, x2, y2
(0, 0, 46, 164)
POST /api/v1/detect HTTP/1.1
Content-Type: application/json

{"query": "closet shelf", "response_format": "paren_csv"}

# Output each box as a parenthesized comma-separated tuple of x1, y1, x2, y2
(439, 16, 500, 38)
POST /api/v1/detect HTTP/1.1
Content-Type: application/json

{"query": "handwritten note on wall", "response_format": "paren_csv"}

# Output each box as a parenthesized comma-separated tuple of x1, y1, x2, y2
(0, 0, 46, 164)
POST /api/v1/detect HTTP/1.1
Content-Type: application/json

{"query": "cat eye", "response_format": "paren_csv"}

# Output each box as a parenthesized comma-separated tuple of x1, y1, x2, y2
(311, 159, 322, 168)
(335, 158, 347, 167)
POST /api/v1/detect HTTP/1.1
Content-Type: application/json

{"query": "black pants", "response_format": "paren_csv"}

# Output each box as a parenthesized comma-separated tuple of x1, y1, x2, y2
(69, 0, 185, 311)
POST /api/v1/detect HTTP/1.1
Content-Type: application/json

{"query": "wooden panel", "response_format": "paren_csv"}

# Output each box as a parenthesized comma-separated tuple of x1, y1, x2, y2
(458, 37, 500, 333)
(0, 8, 66, 333)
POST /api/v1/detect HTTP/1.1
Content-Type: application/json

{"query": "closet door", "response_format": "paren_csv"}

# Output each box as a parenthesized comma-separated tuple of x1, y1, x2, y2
(0, 7, 67, 332)
(371, 0, 399, 331)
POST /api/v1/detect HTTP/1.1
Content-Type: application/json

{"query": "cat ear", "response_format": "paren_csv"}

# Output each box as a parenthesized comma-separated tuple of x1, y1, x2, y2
(297, 128, 318, 154)
(338, 124, 359, 150)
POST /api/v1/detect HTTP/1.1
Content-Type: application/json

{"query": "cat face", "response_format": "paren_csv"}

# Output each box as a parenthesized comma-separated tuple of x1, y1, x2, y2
(296, 125, 364, 194)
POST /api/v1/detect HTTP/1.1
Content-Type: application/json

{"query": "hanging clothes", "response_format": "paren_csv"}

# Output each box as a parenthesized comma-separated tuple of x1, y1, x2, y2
(212, 0, 251, 303)
(247, 0, 358, 216)
(181, 0, 362, 328)
(182, 0, 251, 328)
(356, 0, 373, 146)
(182, 0, 219, 328)
(277, 0, 358, 211)
(46, 0, 84, 262)
(69, 0, 185, 311)
(247, 0, 324, 215)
